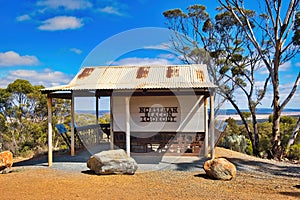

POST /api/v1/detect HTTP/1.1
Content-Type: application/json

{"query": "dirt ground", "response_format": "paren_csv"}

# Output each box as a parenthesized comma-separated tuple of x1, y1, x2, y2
(1, 148, 299, 200)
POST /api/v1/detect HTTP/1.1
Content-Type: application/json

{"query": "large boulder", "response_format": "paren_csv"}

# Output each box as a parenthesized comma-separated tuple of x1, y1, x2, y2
(203, 158, 236, 180)
(0, 151, 13, 174)
(87, 149, 138, 175)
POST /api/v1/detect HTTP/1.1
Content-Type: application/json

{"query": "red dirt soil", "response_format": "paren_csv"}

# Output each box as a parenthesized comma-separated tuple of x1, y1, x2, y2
(0, 148, 299, 200)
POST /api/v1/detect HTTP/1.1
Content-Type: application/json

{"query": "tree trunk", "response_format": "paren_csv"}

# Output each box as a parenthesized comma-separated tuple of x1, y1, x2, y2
(272, 113, 282, 159)
(271, 62, 283, 159)
(11, 129, 19, 155)
(251, 113, 259, 156)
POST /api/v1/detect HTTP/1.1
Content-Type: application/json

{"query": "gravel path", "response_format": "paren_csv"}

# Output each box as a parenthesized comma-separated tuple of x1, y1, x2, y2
(13, 147, 300, 179)
(7, 147, 300, 200)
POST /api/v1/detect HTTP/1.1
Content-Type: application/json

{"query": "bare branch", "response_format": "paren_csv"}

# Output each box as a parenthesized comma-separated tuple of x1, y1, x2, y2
(280, 72, 300, 113)
(219, 0, 274, 75)
(265, 0, 276, 27)
(256, 74, 271, 106)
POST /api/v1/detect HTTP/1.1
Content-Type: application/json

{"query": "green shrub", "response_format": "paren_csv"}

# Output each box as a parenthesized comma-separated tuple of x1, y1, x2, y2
(18, 145, 34, 158)
(245, 138, 253, 155)
(219, 134, 248, 154)
(17, 141, 35, 157)
(287, 144, 300, 160)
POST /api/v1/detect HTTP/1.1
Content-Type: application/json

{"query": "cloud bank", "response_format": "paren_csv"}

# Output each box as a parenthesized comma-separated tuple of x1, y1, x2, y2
(0, 51, 40, 67)
(38, 16, 84, 31)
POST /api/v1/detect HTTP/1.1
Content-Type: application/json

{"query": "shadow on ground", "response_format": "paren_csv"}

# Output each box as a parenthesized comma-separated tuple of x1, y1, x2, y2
(13, 148, 300, 178)
(14, 149, 91, 167)
(223, 157, 300, 178)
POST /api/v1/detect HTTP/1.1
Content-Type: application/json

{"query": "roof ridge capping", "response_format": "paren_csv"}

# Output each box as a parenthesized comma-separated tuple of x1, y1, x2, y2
(81, 64, 206, 68)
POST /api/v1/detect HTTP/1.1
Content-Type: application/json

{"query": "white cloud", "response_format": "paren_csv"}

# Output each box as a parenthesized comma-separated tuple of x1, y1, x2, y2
(16, 14, 31, 22)
(0, 51, 40, 67)
(98, 6, 123, 16)
(0, 68, 72, 88)
(295, 62, 300, 67)
(254, 80, 270, 88)
(70, 48, 82, 54)
(258, 61, 292, 74)
(257, 67, 269, 75)
(38, 16, 84, 31)
(144, 42, 173, 51)
(158, 54, 177, 59)
(227, 78, 300, 109)
(279, 61, 291, 71)
(110, 57, 175, 66)
(37, 0, 92, 10)
(278, 82, 300, 108)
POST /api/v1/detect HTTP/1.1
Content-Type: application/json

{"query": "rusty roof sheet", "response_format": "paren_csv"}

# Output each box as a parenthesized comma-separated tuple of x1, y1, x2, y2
(42, 64, 216, 92)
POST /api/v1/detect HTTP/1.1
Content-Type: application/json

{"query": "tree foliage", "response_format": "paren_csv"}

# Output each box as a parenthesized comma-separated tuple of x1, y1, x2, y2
(219, 115, 300, 160)
(164, 1, 300, 158)
(218, 0, 300, 159)
(163, 4, 270, 156)
(0, 79, 71, 156)
(293, 11, 300, 45)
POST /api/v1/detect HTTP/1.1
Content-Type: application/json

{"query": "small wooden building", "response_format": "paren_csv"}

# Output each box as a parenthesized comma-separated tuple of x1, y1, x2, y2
(42, 64, 216, 166)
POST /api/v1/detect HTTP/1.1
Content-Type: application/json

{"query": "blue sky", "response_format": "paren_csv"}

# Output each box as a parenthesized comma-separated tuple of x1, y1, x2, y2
(0, 0, 299, 109)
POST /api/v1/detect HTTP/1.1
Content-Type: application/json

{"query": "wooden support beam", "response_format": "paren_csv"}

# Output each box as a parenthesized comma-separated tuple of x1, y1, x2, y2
(204, 98, 208, 157)
(110, 96, 114, 150)
(210, 92, 215, 159)
(125, 96, 131, 156)
(96, 96, 100, 144)
(96, 96, 99, 124)
(47, 95, 53, 167)
(70, 91, 75, 156)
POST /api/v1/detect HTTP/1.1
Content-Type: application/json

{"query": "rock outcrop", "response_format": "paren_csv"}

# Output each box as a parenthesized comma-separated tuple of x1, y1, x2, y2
(87, 149, 138, 175)
(203, 158, 236, 180)
(0, 151, 13, 174)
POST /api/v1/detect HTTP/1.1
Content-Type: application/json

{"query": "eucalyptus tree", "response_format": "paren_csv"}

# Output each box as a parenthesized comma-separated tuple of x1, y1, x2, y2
(218, 0, 300, 159)
(0, 79, 73, 154)
(163, 5, 270, 156)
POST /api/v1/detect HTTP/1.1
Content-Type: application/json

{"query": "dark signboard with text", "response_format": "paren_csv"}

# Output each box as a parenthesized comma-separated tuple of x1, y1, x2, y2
(139, 107, 178, 122)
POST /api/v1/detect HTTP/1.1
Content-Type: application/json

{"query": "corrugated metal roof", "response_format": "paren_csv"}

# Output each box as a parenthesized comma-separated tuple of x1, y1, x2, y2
(42, 64, 216, 92)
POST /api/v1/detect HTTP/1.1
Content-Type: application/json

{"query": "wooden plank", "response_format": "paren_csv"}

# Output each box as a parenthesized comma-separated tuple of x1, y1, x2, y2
(70, 92, 75, 156)
(47, 96, 53, 167)
(110, 97, 114, 150)
(204, 98, 208, 157)
(210, 93, 215, 159)
(125, 97, 131, 156)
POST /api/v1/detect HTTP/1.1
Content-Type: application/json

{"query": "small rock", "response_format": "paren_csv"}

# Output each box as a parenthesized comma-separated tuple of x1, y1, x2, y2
(87, 149, 138, 175)
(0, 151, 13, 174)
(203, 158, 236, 180)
